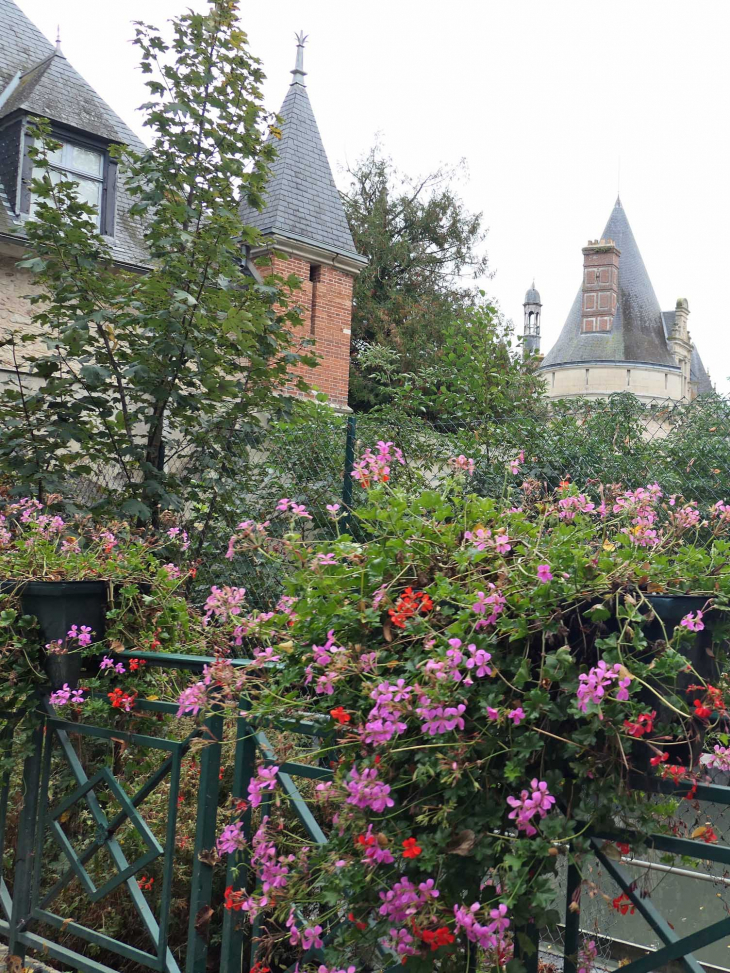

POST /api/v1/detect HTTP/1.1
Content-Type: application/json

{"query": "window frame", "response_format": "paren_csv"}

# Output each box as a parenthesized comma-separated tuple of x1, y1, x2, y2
(20, 121, 118, 237)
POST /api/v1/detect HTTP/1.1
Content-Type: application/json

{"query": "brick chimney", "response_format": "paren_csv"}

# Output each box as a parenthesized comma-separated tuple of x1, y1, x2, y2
(580, 238, 620, 333)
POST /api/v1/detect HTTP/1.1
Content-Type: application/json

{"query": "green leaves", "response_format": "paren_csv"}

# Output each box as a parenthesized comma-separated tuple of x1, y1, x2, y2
(0, 3, 313, 520)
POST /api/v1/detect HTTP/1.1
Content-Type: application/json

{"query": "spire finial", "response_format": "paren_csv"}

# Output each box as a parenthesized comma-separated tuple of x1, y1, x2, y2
(291, 31, 308, 85)
(55, 24, 64, 55)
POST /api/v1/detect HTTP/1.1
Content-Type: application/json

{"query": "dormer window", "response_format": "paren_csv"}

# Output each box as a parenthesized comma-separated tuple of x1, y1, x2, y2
(29, 139, 104, 228)
(19, 127, 117, 236)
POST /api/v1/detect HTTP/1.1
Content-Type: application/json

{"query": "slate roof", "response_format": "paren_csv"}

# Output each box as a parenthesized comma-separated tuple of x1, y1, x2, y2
(661, 311, 714, 395)
(541, 198, 677, 369)
(239, 74, 364, 263)
(0, 0, 147, 268)
(524, 284, 541, 304)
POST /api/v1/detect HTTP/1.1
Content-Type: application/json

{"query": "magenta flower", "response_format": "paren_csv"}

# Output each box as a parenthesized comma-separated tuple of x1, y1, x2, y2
(576, 660, 631, 716)
(449, 454, 476, 475)
(67, 624, 93, 647)
(346, 765, 394, 813)
(315, 552, 337, 565)
(417, 698, 466, 735)
(301, 925, 324, 951)
(351, 441, 404, 487)
(217, 821, 246, 855)
(166, 526, 190, 550)
(680, 611, 704, 632)
(507, 779, 555, 835)
(706, 745, 730, 772)
(203, 585, 246, 625)
(508, 707, 526, 726)
(176, 681, 208, 717)
(465, 644, 492, 678)
(49, 684, 85, 707)
(326, 503, 341, 518)
(453, 901, 510, 951)
(487, 707, 499, 721)
(536, 564, 553, 583)
(247, 765, 279, 807)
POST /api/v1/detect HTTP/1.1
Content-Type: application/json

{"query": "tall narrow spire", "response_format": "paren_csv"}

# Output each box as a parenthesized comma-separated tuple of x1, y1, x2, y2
(55, 24, 63, 56)
(291, 31, 307, 86)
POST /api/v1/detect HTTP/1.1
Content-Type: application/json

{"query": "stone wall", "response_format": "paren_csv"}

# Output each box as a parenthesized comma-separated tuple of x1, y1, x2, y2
(0, 245, 44, 376)
(542, 362, 687, 402)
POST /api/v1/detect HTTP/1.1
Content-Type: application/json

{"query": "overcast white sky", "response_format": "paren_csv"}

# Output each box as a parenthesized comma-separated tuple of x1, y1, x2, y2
(17, 0, 730, 392)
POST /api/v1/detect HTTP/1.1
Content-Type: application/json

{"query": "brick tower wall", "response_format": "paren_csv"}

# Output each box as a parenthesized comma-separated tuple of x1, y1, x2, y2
(261, 252, 354, 410)
(580, 241, 620, 334)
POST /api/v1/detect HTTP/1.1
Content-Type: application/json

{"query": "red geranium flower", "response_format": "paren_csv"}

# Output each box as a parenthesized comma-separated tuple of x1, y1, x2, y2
(612, 893, 635, 915)
(348, 911, 368, 931)
(402, 837, 422, 858)
(420, 926, 455, 950)
(330, 706, 351, 724)
(693, 699, 712, 719)
(388, 588, 433, 628)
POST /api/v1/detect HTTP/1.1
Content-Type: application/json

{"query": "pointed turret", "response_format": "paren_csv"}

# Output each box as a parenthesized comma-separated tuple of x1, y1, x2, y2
(240, 35, 366, 410)
(540, 197, 710, 402)
(541, 198, 675, 369)
(239, 34, 364, 267)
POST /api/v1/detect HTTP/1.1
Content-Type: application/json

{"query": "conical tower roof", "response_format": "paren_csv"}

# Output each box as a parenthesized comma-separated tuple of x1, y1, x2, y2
(239, 39, 363, 263)
(541, 198, 675, 368)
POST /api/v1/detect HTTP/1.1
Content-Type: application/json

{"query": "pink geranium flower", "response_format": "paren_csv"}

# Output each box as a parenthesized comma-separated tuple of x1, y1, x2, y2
(681, 611, 704, 632)
(536, 564, 553, 583)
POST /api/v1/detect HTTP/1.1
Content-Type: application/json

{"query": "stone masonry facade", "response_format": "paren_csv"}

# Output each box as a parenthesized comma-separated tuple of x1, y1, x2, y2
(0, 250, 45, 372)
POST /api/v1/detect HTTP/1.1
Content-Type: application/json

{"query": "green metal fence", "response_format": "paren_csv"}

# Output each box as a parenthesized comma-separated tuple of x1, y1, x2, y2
(4, 654, 730, 973)
(0, 651, 409, 973)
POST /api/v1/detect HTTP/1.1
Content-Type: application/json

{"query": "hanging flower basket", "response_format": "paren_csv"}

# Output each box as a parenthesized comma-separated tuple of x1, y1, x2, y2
(0, 580, 108, 690)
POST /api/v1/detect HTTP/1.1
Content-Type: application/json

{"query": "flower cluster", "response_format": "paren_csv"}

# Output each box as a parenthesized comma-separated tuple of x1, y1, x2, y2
(388, 587, 433, 628)
(49, 684, 86, 707)
(576, 660, 632, 716)
(352, 440, 404, 488)
(506, 779, 555, 835)
(169, 451, 730, 971)
(203, 585, 246, 625)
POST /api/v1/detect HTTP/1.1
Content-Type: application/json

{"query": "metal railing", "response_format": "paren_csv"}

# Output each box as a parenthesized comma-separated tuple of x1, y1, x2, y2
(5, 655, 730, 973)
(0, 651, 403, 973)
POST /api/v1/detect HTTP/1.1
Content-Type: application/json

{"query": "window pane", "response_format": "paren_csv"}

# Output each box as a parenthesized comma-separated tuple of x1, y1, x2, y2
(46, 145, 64, 166)
(69, 144, 103, 177)
(74, 175, 102, 210)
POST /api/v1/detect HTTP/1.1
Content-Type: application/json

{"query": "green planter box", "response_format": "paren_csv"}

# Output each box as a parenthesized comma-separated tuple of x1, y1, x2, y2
(0, 580, 108, 690)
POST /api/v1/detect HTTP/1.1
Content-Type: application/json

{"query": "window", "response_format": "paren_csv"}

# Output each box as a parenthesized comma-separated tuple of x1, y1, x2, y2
(21, 130, 117, 235)
(29, 140, 103, 227)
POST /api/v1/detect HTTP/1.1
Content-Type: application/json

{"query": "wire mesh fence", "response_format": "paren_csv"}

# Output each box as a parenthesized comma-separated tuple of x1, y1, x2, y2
(145, 392, 730, 607)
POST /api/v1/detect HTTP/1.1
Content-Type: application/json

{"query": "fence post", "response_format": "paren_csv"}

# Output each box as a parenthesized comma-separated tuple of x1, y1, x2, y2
(186, 713, 223, 973)
(563, 858, 582, 973)
(514, 920, 539, 973)
(220, 716, 257, 973)
(341, 414, 357, 534)
(7, 718, 44, 963)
